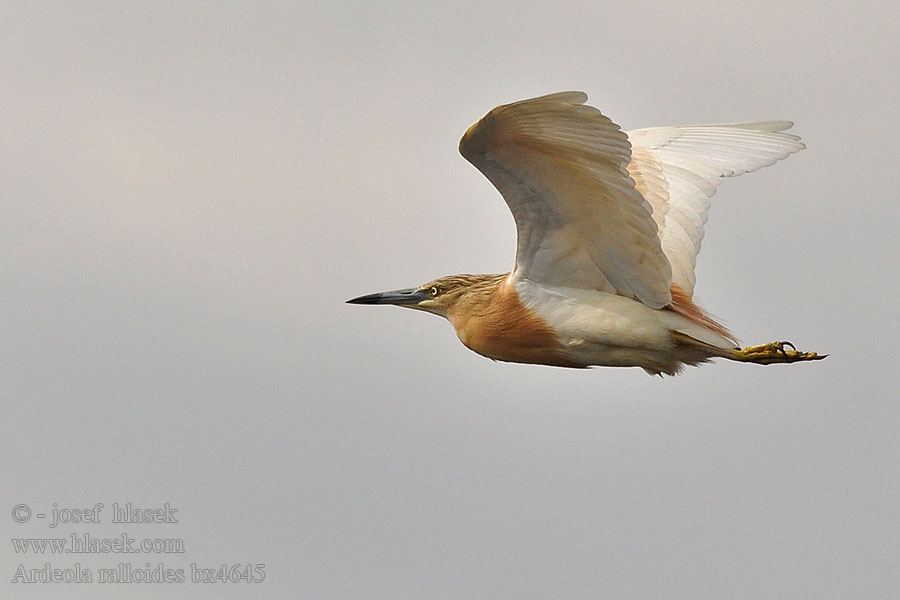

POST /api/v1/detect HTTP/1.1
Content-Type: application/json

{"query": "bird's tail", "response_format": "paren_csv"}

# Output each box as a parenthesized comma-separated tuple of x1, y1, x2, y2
(665, 289, 826, 368)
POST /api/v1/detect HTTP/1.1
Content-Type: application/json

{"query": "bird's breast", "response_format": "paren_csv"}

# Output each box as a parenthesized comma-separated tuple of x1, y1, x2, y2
(450, 281, 586, 368)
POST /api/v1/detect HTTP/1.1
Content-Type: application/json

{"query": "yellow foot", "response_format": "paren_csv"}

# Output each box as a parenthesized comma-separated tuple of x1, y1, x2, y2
(734, 341, 828, 365)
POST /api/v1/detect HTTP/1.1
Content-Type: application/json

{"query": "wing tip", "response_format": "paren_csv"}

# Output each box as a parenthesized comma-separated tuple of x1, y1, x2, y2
(526, 90, 588, 105)
(501, 91, 589, 108)
(459, 90, 593, 159)
(735, 120, 794, 132)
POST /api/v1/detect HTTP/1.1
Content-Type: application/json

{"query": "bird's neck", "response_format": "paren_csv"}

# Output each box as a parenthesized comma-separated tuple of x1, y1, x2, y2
(446, 273, 508, 321)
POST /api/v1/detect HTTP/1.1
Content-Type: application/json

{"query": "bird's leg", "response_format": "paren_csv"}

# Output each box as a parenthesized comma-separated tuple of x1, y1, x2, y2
(732, 341, 827, 365)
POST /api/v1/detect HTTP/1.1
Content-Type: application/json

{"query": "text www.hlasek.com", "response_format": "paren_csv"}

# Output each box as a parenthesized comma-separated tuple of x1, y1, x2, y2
(12, 533, 184, 554)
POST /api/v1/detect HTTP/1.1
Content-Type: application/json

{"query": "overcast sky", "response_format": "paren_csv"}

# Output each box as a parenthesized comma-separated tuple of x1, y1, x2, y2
(2, 2, 899, 598)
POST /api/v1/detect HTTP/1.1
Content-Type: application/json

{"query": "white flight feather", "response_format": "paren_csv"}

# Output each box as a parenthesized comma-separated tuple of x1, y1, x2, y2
(460, 91, 673, 309)
(627, 121, 805, 296)
(459, 91, 804, 313)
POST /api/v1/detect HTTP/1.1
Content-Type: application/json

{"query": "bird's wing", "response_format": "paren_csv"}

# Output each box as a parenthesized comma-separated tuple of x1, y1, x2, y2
(459, 91, 673, 309)
(626, 121, 805, 297)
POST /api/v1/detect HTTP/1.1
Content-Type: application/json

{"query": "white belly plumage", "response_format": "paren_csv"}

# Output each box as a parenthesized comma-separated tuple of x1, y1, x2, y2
(514, 277, 736, 373)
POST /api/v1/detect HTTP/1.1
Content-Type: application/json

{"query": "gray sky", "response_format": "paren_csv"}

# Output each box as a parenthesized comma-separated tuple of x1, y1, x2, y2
(2, 2, 898, 598)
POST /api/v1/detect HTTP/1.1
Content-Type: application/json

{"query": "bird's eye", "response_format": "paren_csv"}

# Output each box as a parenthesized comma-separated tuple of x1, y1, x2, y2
(429, 286, 439, 297)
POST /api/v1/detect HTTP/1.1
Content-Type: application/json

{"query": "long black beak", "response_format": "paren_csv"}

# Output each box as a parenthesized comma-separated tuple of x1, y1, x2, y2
(346, 287, 428, 306)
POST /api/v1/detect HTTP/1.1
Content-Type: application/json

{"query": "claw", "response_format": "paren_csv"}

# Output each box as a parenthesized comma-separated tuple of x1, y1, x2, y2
(775, 341, 789, 358)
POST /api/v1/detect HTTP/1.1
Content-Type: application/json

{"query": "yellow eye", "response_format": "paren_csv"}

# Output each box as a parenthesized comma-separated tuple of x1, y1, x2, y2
(430, 286, 439, 297)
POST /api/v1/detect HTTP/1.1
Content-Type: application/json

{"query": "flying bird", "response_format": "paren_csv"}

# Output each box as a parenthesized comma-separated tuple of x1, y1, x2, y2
(348, 92, 825, 375)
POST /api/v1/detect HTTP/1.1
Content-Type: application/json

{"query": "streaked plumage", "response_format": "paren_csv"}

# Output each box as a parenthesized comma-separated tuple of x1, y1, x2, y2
(348, 92, 825, 375)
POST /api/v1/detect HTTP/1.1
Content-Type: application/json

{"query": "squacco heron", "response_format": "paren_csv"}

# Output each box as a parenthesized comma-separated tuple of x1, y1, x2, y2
(348, 92, 826, 375)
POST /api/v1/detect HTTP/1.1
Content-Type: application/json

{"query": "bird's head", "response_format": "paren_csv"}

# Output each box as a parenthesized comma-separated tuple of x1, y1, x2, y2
(346, 274, 505, 321)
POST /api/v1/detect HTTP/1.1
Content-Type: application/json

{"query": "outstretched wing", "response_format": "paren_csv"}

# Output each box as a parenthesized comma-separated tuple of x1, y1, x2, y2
(459, 92, 673, 309)
(626, 122, 805, 297)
